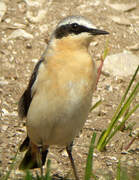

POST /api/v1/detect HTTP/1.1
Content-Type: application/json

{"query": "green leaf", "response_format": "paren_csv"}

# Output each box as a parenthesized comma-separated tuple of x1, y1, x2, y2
(24, 170, 33, 180)
(103, 41, 109, 60)
(3, 150, 18, 180)
(90, 100, 102, 112)
(85, 132, 96, 180)
(116, 160, 121, 180)
(45, 159, 51, 180)
(97, 65, 139, 151)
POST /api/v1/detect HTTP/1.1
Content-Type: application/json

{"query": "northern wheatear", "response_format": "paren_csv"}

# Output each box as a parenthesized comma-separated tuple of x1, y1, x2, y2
(18, 16, 109, 179)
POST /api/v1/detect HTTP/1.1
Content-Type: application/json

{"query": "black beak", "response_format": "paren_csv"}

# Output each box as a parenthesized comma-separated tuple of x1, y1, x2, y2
(89, 28, 109, 35)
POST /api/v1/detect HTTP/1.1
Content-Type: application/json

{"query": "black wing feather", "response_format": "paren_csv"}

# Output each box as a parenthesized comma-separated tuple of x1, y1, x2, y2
(18, 59, 44, 118)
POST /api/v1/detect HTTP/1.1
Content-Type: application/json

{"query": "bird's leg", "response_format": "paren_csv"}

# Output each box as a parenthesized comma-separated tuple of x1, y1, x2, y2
(66, 142, 79, 180)
(38, 146, 43, 178)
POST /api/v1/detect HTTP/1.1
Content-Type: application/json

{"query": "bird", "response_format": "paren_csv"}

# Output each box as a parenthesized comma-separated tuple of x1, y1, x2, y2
(18, 15, 109, 180)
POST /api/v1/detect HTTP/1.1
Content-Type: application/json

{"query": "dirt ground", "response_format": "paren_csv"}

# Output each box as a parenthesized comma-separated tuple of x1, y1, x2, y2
(0, 0, 139, 179)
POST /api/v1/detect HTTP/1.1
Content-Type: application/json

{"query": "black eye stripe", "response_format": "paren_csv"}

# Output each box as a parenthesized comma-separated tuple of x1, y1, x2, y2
(55, 24, 91, 39)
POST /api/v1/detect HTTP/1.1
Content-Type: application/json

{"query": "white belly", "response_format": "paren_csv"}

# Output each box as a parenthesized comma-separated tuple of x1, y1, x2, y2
(27, 81, 93, 146)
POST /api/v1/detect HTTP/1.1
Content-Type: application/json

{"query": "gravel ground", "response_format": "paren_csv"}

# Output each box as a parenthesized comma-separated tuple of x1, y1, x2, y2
(0, 0, 139, 179)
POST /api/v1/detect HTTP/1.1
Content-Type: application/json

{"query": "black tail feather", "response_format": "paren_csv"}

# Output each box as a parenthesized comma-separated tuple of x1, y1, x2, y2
(19, 148, 48, 170)
(19, 137, 48, 170)
(19, 136, 30, 152)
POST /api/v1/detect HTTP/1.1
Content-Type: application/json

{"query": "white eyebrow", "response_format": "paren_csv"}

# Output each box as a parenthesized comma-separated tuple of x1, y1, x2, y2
(57, 16, 96, 29)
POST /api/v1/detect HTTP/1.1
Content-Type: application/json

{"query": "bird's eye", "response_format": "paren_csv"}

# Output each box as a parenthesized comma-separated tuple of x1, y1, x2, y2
(71, 23, 78, 29)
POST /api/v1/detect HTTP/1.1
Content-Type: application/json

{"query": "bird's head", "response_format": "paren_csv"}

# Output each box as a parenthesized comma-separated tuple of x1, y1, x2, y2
(50, 16, 109, 50)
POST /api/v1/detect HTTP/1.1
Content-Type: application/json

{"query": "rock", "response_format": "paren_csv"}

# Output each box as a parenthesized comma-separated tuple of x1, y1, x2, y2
(1, 125, 8, 131)
(61, 149, 68, 157)
(32, 59, 38, 63)
(0, 2, 7, 22)
(10, 111, 18, 116)
(18, 1, 27, 13)
(105, 85, 113, 91)
(127, 43, 139, 51)
(4, 18, 11, 24)
(0, 80, 9, 85)
(50, 159, 59, 170)
(105, 0, 137, 12)
(39, 24, 48, 33)
(127, 160, 134, 166)
(2, 108, 17, 116)
(121, 156, 127, 162)
(26, 42, 32, 49)
(121, 150, 128, 154)
(8, 29, 33, 39)
(130, 14, 139, 20)
(107, 156, 117, 161)
(132, 128, 139, 136)
(2, 108, 9, 116)
(93, 0, 101, 6)
(103, 51, 139, 77)
(3, 22, 26, 29)
(94, 160, 102, 169)
(24, 0, 41, 7)
(12, 23, 26, 29)
(90, 41, 98, 47)
(26, 9, 47, 23)
(110, 16, 131, 26)
(106, 161, 112, 166)
(93, 153, 98, 157)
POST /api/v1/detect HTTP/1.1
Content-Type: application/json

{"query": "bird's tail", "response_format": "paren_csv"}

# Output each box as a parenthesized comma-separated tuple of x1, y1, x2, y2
(19, 137, 48, 170)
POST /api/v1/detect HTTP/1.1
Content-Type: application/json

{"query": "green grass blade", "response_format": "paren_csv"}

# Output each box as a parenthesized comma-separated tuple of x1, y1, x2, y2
(120, 167, 129, 180)
(116, 160, 129, 180)
(45, 159, 51, 180)
(92, 173, 98, 180)
(3, 150, 18, 180)
(97, 65, 139, 151)
(103, 40, 109, 60)
(90, 100, 102, 112)
(134, 167, 139, 180)
(117, 103, 139, 132)
(85, 132, 96, 180)
(113, 65, 139, 120)
(116, 160, 121, 180)
(97, 129, 106, 146)
(100, 81, 139, 150)
(36, 171, 41, 180)
(117, 81, 139, 118)
(24, 170, 32, 180)
(104, 103, 139, 146)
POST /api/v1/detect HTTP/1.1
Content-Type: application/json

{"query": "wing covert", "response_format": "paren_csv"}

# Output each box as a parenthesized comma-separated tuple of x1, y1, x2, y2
(18, 59, 44, 118)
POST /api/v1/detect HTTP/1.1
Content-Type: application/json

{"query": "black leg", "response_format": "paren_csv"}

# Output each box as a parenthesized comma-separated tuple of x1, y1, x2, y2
(38, 146, 49, 178)
(66, 142, 79, 180)
(38, 147, 43, 177)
